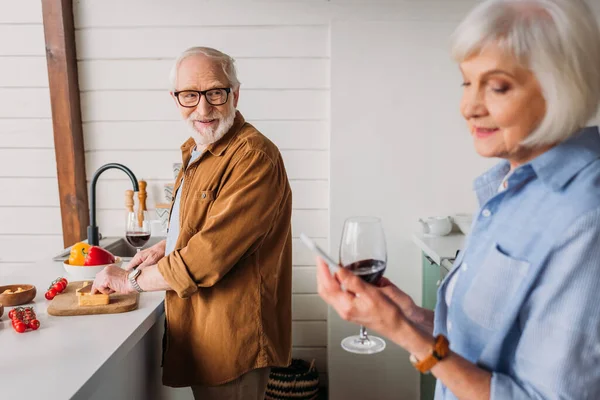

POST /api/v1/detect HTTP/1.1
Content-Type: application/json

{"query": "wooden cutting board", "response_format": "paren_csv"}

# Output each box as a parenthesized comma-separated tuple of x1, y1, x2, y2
(47, 281, 139, 316)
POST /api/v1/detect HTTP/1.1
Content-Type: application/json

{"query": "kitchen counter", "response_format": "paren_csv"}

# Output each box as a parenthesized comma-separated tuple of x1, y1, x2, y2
(412, 232, 465, 270)
(0, 260, 170, 399)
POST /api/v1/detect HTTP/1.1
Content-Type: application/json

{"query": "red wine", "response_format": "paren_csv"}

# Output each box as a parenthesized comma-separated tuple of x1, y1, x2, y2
(344, 259, 386, 284)
(126, 232, 150, 248)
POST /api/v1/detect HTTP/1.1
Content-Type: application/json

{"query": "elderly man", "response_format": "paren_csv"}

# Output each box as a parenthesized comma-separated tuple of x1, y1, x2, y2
(92, 47, 293, 400)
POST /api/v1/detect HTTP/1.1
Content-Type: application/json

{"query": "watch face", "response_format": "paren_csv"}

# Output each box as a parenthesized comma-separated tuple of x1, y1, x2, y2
(129, 268, 140, 279)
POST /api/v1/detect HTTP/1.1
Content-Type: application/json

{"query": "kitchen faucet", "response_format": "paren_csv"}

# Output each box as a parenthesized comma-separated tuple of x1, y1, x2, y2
(87, 163, 139, 246)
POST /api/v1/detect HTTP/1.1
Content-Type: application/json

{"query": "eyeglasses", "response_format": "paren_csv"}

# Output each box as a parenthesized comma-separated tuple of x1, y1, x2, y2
(173, 88, 232, 107)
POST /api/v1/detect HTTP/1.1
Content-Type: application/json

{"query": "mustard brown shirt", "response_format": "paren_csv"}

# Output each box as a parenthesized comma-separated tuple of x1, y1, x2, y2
(157, 112, 293, 387)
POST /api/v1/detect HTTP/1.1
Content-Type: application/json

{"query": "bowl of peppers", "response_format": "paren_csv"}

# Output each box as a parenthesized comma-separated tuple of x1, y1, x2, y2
(63, 242, 122, 280)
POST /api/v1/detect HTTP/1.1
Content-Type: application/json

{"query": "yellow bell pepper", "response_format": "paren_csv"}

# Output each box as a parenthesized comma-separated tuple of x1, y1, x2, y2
(68, 242, 90, 266)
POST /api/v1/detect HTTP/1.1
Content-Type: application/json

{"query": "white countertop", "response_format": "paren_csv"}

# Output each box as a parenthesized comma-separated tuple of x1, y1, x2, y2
(412, 232, 465, 267)
(0, 260, 166, 399)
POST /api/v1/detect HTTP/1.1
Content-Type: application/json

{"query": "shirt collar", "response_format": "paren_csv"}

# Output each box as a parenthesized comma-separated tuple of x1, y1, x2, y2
(473, 126, 600, 205)
(529, 126, 600, 191)
(474, 160, 511, 206)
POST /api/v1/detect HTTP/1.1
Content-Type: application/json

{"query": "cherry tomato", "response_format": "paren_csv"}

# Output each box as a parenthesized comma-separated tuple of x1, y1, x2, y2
(28, 319, 40, 330)
(45, 289, 56, 300)
(60, 277, 68, 285)
(8, 309, 15, 319)
(53, 282, 65, 292)
(13, 321, 26, 333)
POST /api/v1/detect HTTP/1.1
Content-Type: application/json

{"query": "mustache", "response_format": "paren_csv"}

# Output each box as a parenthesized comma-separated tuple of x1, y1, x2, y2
(187, 110, 224, 122)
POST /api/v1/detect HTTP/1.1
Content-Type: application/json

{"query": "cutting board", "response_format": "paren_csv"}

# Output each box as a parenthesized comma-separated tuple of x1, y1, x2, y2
(47, 281, 139, 316)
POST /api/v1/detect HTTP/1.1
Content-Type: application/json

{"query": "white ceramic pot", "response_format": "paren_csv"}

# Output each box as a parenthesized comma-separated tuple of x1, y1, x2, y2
(419, 216, 453, 236)
(452, 213, 474, 235)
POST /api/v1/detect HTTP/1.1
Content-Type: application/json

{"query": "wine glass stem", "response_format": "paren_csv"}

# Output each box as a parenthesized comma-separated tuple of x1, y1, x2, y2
(359, 326, 369, 343)
(136, 248, 141, 253)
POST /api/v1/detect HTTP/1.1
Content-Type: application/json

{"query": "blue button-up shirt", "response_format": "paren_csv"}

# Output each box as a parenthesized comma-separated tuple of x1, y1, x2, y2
(434, 126, 600, 400)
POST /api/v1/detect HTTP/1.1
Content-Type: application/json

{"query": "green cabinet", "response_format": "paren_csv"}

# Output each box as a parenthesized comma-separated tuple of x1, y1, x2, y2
(422, 254, 440, 311)
(420, 253, 446, 400)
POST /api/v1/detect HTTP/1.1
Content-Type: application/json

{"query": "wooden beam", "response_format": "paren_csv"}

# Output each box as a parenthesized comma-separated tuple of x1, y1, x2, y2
(41, 0, 89, 247)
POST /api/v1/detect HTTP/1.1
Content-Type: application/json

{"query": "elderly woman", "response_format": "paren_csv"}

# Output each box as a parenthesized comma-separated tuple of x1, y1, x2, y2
(317, 0, 600, 399)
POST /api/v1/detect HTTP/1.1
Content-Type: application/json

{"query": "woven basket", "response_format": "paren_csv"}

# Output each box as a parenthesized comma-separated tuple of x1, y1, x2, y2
(265, 358, 320, 400)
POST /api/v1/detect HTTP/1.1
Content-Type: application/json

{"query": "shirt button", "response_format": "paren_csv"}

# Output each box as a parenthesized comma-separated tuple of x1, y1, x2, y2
(202, 193, 206, 199)
(482, 209, 492, 218)
(448, 320, 453, 332)
(463, 263, 468, 271)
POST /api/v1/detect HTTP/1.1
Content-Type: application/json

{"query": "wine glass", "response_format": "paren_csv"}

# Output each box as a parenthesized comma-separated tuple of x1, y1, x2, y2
(339, 216, 387, 354)
(126, 210, 151, 253)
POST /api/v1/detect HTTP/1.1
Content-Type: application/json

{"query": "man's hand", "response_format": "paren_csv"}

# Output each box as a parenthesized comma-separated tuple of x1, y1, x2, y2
(125, 239, 167, 271)
(92, 264, 134, 294)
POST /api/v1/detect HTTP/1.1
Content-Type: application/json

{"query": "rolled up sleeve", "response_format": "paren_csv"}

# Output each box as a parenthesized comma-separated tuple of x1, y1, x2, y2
(490, 208, 600, 400)
(158, 150, 286, 298)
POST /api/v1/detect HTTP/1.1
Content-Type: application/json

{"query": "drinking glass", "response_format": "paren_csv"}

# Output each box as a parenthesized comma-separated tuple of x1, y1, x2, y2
(339, 216, 387, 354)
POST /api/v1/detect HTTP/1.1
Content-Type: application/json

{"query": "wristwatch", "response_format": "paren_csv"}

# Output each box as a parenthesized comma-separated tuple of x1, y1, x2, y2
(409, 334, 450, 373)
(128, 268, 144, 293)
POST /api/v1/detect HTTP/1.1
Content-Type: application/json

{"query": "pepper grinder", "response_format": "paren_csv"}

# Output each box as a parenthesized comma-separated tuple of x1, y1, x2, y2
(125, 185, 151, 252)
(137, 180, 147, 228)
(125, 189, 134, 214)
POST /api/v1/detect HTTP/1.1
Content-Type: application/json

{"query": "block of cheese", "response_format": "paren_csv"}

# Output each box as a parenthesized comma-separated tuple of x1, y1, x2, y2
(76, 282, 109, 306)
(78, 294, 110, 306)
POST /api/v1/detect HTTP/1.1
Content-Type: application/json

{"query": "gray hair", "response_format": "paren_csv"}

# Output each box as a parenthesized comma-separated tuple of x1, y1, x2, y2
(169, 47, 241, 92)
(451, 0, 600, 147)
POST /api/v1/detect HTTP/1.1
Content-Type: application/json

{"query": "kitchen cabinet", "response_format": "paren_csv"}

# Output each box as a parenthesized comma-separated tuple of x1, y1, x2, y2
(420, 254, 454, 400)
(420, 253, 441, 400)
(413, 232, 465, 400)
(0, 261, 173, 399)
(422, 253, 440, 311)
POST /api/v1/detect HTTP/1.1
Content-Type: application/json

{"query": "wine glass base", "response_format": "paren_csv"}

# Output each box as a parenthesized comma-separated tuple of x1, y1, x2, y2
(341, 335, 386, 354)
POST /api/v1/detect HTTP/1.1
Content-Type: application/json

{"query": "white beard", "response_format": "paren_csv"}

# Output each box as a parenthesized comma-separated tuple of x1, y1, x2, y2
(186, 101, 237, 147)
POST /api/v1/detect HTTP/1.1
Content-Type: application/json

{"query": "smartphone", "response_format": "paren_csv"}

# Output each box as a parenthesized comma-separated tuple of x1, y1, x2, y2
(299, 233, 341, 273)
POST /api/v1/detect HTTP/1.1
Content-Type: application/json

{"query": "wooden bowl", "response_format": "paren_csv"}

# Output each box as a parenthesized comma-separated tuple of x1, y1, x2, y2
(0, 284, 37, 307)
(0, 303, 3, 319)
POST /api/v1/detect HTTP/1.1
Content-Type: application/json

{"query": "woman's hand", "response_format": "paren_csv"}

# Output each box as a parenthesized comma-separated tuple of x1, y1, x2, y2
(377, 277, 421, 321)
(316, 257, 408, 339)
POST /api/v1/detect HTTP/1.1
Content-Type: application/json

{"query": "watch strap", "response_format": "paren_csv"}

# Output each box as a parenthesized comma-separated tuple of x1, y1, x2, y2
(410, 334, 450, 373)
(128, 268, 144, 293)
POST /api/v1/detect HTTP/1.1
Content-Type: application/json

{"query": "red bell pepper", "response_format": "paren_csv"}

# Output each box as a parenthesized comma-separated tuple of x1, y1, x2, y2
(84, 246, 116, 266)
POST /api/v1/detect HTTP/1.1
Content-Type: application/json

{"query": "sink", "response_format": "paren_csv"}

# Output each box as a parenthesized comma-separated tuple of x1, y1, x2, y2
(102, 237, 165, 258)
(52, 236, 166, 262)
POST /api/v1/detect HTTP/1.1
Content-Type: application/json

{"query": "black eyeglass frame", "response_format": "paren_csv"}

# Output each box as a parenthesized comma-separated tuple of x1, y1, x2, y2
(173, 87, 232, 107)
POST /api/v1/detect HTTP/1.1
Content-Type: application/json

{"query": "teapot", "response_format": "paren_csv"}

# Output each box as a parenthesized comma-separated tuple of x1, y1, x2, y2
(419, 216, 453, 236)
